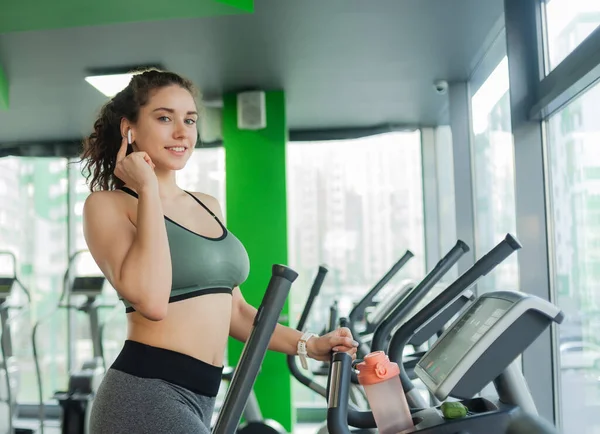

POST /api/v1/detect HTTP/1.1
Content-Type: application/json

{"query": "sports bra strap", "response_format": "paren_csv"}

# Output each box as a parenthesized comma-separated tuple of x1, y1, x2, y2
(120, 186, 138, 198)
(184, 191, 221, 222)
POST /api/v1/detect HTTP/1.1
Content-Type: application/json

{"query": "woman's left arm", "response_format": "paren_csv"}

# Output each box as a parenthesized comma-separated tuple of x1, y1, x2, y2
(195, 193, 358, 361)
(229, 287, 358, 361)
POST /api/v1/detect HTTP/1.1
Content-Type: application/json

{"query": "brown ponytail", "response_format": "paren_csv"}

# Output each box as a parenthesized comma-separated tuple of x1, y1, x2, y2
(80, 68, 199, 191)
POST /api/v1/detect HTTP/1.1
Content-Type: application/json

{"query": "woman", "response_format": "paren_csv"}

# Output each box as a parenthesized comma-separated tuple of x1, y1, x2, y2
(81, 69, 358, 434)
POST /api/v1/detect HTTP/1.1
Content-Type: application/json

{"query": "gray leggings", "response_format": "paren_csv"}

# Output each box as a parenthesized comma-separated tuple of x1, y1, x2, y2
(90, 369, 216, 433)
(89, 340, 222, 434)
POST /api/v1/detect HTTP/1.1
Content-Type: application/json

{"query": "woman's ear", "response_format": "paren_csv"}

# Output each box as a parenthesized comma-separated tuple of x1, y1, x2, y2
(120, 118, 134, 144)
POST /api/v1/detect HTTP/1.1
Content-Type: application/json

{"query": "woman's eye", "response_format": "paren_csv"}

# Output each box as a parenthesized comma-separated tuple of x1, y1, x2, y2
(159, 116, 171, 122)
(185, 119, 197, 125)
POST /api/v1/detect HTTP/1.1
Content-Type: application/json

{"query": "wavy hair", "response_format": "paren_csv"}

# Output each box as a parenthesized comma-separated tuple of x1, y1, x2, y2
(80, 69, 199, 191)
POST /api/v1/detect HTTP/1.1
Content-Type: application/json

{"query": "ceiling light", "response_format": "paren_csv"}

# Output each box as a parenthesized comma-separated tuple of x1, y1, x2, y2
(84, 64, 164, 97)
(85, 73, 134, 97)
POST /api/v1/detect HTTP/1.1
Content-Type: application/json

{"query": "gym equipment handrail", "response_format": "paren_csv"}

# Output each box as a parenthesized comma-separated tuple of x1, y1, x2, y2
(286, 266, 330, 398)
(348, 250, 414, 327)
(388, 233, 522, 398)
(370, 240, 469, 353)
(343, 234, 523, 427)
(212, 264, 298, 434)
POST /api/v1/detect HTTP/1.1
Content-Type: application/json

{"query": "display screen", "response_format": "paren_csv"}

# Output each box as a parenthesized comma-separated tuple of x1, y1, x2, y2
(0, 277, 14, 296)
(418, 297, 513, 385)
(72, 276, 105, 293)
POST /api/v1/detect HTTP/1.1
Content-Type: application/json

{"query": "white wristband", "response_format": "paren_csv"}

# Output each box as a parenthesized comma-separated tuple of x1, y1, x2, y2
(297, 332, 317, 370)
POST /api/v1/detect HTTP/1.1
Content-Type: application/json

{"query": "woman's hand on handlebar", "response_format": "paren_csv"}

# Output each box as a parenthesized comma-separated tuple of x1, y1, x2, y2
(307, 327, 359, 362)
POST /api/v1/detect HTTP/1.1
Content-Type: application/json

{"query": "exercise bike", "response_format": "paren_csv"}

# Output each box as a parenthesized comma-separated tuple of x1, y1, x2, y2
(0, 251, 37, 434)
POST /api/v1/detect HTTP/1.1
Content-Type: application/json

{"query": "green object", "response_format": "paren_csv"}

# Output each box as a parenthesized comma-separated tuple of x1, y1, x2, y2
(223, 90, 294, 432)
(117, 187, 250, 313)
(0, 0, 253, 33)
(216, 0, 253, 11)
(0, 64, 8, 110)
(441, 401, 468, 419)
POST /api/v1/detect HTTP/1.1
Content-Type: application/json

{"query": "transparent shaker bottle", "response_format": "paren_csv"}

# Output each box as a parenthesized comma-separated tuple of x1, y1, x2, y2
(356, 351, 414, 434)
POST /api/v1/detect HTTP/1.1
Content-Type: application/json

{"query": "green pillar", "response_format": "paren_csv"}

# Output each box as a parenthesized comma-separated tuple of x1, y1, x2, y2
(0, 63, 8, 110)
(223, 90, 294, 432)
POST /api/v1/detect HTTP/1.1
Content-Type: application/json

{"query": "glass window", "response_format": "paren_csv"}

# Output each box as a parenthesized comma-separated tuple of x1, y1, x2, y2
(471, 56, 520, 292)
(286, 132, 426, 406)
(546, 79, 600, 434)
(544, 0, 600, 72)
(0, 157, 69, 404)
(177, 147, 226, 213)
(70, 160, 126, 373)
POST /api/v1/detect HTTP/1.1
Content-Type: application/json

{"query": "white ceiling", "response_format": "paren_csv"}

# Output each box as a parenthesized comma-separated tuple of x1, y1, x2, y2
(0, 0, 505, 146)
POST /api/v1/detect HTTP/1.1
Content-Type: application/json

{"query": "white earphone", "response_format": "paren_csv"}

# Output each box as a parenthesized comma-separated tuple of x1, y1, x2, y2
(127, 129, 132, 145)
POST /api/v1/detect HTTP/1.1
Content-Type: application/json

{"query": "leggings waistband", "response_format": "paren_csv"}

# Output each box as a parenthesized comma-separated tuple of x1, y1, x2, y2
(111, 340, 224, 397)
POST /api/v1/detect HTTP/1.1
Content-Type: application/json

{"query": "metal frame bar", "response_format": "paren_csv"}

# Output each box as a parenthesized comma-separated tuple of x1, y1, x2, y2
(448, 82, 477, 276)
(531, 25, 600, 120)
(0, 139, 223, 159)
(421, 127, 441, 271)
(66, 160, 77, 374)
(503, 0, 557, 425)
(433, 126, 459, 284)
(0, 124, 421, 159)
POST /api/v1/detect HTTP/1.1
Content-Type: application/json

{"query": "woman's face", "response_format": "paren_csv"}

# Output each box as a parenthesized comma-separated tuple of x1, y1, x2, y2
(131, 85, 198, 171)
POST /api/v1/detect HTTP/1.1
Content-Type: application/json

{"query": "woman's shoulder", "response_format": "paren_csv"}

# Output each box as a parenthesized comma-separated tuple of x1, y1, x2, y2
(85, 187, 133, 203)
(83, 189, 133, 218)
(187, 191, 224, 221)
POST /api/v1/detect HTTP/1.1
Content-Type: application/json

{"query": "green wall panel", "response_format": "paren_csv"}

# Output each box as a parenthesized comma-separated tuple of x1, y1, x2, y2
(0, 64, 8, 110)
(0, 0, 253, 34)
(223, 90, 295, 432)
(215, 0, 253, 12)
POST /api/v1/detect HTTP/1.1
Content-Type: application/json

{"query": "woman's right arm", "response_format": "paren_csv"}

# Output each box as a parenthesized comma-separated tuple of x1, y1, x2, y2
(82, 186, 172, 321)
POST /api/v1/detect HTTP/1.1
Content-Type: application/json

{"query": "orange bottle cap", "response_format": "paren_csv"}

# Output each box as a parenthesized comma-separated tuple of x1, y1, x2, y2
(355, 351, 400, 385)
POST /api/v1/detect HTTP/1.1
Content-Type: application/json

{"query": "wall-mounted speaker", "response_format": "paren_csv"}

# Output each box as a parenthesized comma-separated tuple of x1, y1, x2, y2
(237, 91, 267, 130)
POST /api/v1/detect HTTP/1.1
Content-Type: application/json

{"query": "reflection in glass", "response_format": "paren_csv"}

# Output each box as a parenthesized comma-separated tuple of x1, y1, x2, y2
(177, 147, 226, 216)
(547, 80, 600, 434)
(0, 157, 69, 404)
(286, 132, 426, 406)
(544, 0, 600, 71)
(471, 57, 519, 293)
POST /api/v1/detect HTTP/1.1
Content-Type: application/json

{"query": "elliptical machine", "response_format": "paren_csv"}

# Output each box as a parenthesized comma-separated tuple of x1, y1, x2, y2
(327, 234, 565, 434)
(328, 290, 564, 434)
(32, 250, 115, 434)
(0, 251, 37, 434)
(288, 241, 470, 434)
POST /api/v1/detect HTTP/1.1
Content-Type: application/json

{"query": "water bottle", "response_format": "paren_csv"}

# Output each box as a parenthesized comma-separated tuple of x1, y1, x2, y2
(356, 351, 414, 434)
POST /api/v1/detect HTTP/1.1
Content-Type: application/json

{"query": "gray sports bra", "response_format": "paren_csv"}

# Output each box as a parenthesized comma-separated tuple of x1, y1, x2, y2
(120, 187, 250, 313)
